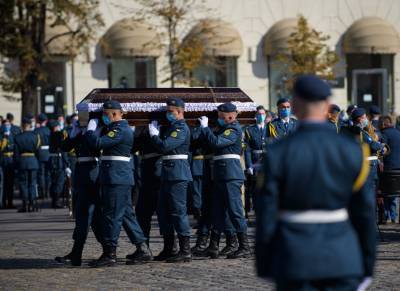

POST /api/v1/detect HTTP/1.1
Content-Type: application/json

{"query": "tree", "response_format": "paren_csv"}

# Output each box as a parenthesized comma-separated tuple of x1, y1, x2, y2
(275, 15, 339, 94)
(126, 0, 214, 87)
(0, 0, 104, 118)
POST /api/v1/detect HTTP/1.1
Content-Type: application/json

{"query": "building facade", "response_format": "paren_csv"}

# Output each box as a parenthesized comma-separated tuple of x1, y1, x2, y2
(1, 0, 400, 121)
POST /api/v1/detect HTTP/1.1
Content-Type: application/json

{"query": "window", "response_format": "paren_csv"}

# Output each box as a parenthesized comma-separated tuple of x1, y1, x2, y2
(109, 57, 156, 88)
(192, 57, 237, 87)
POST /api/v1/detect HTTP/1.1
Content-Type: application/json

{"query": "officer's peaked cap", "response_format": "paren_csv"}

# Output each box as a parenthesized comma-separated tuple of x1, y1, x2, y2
(369, 105, 381, 115)
(38, 113, 48, 122)
(22, 117, 32, 125)
(166, 98, 185, 108)
(217, 102, 237, 113)
(103, 100, 122, 110)
(329, 104, 341, 113)
(293, 74, 331, 101)
(351, 108, 366, 121)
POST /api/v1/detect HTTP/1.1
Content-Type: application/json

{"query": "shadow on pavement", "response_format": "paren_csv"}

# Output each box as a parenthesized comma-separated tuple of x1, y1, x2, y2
(0, 258, 67, 269)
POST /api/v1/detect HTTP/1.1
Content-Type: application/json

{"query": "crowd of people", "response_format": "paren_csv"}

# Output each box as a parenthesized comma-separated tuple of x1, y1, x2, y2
(0, 75, 398, 289)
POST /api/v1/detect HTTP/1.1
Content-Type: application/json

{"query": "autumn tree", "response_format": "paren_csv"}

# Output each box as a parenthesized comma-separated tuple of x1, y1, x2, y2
(0, 0, 104, 118)
(275, 15, 339, 93)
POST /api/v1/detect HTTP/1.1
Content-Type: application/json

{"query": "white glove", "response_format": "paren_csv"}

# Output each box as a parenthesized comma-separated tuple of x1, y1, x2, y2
(130, 126, 136, 133)
(65, 167, 72, 177)
(148, 121, 160, 137)
(199, 116, 208, 128)
(357, 277, 372, 291)
(87, 119, 98, 131)
(247, 167, 254, 175)
(4, 131, 10, 136)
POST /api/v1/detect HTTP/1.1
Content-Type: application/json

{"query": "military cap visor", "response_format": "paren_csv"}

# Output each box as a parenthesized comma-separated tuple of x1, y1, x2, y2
(217, 102, 237, 113)
(166, 98, 185, 109)
(351, 108, 366, 121)
(369, 105, 381, 115)
(293, 75, 331, 101)
(38, 113, 48, 122)
(22, 117, 31, 125)
(103, 100, 122, 110)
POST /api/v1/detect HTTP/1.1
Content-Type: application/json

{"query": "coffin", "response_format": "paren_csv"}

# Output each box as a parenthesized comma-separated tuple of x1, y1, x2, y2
(76, 87, 257, 127)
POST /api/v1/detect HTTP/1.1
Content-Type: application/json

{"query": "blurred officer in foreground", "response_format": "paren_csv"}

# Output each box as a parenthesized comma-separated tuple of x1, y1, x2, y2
(0, 119, 16, 208)
(87, 100, 151, 267)
(266, 98, 298, 142)
(327, 104, 341, 133)
(256, 75, 376, 291)
(35, 114, 51, 199)
(148, 98, 193, 263)
(198, 103, 251, 259)
(55, 119, 103, 266)
(244, 105, 268, 216)
(14, 118, 41, 212)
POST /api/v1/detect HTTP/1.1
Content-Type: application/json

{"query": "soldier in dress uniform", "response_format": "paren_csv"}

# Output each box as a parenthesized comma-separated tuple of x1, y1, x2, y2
(369, 105, 381, 132)
(256, 75, 376, 291)
(244, 105, 268, 216)
(148, 98, 193, 263)
(86, 100, 151, 267)
(198, 103, 251, 259)
(54, 119, 103, 266)
(327, 104, 341, 133)
(266, 98, 298, 142)
(13, 118, 41, 212)
(0, 119, 16, 209)
(34, 113, 51, 199)
(6, 113, 22, 136)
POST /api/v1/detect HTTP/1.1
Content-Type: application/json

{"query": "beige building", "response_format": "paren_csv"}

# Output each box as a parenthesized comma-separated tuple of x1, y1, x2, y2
(1, 0, 400, 121)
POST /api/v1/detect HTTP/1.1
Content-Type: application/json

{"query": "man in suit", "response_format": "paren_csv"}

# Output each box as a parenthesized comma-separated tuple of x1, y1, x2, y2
(256, 75, 376, 291)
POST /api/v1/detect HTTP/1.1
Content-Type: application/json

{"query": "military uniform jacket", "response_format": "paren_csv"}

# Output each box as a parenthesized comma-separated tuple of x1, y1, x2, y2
(327, 119, 339, 133)
(190, 127, 204, 177)
(13, 131, 40, 170)
(87, 119, 134, 186)
(381, 127, 400, 170)
(244, 124, 267, 170)
(34, 126, 51, 162)
(49, 131, 69, 170)
(62, 131, 100, 186)
(256, 122, 376, 281)
(151, 119, 192, 182)
(201, 121, 245, 181)
(133, 133, 162, 178)
(266, 117, 298, 142)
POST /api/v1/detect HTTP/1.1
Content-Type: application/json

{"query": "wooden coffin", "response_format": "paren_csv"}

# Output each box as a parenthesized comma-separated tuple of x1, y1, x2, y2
(76, 87, 257, 127)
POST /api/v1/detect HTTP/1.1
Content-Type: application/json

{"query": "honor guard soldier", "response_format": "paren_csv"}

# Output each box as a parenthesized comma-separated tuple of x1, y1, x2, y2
(148, 98, 193, 263)
(327, 104, 341, 133)
(34, 114, 51, 198)
(14, 117, 41, 212)
(244, 105, 268, 215)
(5, 113, 22, 136)
(266, 98, 298, 142)
(256, 75, 376, 291)
(55, 119, 103, 266)
(369, 105, 381, 132)
(86, 100, 151, 267)
(198, 102, 251, 259)
(0, 119, 16, 209)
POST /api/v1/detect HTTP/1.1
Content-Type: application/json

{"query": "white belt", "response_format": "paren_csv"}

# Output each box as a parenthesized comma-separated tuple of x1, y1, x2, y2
(162, 154, 188, 160)
(101, 156, 131, 162)
(49, 153, 61, 157)
(279, 209, 348, 224)
(213, 154, 241, 161)
(367, 156, 378, 161)
(252, 150, 264, 154)
(40, 145, 49, 150)
(77, 157, 98, 162)
(142, 153, 161, 160)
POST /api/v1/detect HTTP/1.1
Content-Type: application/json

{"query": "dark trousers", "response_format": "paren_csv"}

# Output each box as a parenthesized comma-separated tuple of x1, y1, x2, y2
(276, 277, 360, 291)
(37, 161, 50, 198)
(50, 169, 65, 207)
(189, 176, 203, 211)
(136, 175, 160, 239)
(0, 167, 4, 208)
(101, 184, 146, 247)
(18, 169, 38, 202)
(157, 180, 191, 237)
(3, 163, 15, 206)
(72, 183, 103, 245)
(213, 179, 247, 234)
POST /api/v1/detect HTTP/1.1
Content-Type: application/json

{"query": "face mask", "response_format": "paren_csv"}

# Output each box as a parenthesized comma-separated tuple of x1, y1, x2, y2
(166, 112, 177, 122)
(360, 119, 369, 128)
(102, 114, 111, 126)
(217, 118, 226, 127)
(279, 108, 291, 118)
(4, 124, 11, 132)
(256, 114, 266, 124)
(59, 121, 64, 130)
(31, 121, 36, 130)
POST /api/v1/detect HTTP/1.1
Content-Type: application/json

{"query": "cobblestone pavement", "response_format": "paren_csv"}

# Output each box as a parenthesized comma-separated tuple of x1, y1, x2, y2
(0, 207, 399, 290)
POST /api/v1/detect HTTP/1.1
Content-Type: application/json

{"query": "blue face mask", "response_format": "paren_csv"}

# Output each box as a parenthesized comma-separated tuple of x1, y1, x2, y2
(256, 114, 266, 124)
(217, 118, 226, 127)
(361, 119, 369, 128)
(102, 114, 111, 126)
(166, 112, 177, 122)
(279, 108, 291, 118)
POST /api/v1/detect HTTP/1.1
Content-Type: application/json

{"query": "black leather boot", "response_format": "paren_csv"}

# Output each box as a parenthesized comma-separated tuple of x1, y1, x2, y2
(166, 235, 191, 263)
(154, 235, 178, 261)
(227, 233, 251, 259)
(17, 201, 27, 213)
(90, 246, 117, 267)
(191, 233, 209, 256)
(126, 242, 153, 264)
(220, 234, 239, 257)
(55, 242, 84, 266)
(197, 231, 220, 259)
